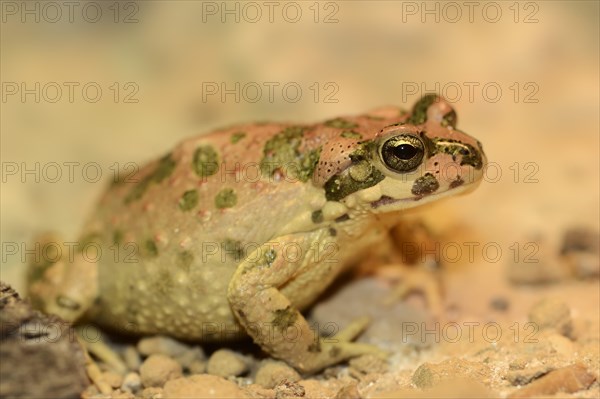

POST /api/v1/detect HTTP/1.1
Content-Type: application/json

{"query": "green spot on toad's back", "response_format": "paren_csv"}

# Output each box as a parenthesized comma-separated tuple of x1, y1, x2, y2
(179, 189, 199, 211)
(124, 153, 176, 204)
(325, 118, 358, 129)
(177, 251, 194, 272)
(145, 239, 159, 257)
(295, 147, 321, 182)
(260, 126, 321, 182)
(113, 230, 123, 245)
(260, 126, 304, 176)
(215, 188, 237, 209)
(153, 154, 177, 183)
(341, 130, 362, 139)
(193, 145, 219, 179)
(230, 132, 246, 144)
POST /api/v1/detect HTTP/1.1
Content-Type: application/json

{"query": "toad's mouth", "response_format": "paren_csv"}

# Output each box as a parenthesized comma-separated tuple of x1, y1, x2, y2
(370, 195, 399, 209)
(369, 181, 480, 209)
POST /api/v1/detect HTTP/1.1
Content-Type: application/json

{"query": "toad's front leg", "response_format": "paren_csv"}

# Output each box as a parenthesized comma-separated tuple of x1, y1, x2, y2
(227, 232, 386, 374)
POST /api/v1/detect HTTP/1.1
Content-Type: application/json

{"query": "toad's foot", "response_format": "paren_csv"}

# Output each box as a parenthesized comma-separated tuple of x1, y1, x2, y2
(77, 326, 127, 394)
(304, 316, 388, 374)
(379, 265, 444, 318)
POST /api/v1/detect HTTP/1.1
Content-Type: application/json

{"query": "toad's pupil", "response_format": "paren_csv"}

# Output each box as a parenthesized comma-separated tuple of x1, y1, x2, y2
(394, 144, 417, 160)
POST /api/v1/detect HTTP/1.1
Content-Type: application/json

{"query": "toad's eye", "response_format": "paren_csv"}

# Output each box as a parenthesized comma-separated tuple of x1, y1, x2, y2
(380, 134, 425, 173)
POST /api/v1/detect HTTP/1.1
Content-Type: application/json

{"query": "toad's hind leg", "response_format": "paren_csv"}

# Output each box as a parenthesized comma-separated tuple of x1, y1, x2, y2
(227, 231, 386, 374)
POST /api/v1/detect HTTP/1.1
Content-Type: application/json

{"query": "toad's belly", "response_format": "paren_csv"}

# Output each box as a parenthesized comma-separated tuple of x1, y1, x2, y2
(92, 255, 242, 341)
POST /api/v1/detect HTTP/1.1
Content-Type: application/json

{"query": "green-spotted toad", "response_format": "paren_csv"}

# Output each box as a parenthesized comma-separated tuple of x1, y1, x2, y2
(28, 94, 486, 373)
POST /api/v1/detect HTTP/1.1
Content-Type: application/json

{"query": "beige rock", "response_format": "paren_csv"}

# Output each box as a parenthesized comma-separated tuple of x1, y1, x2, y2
(137, 335, 190, 358)
(175, 346, 206, 370)
(188, 360, 207, 375)
(255, 360, 301, 389)
(412, 358, 491, 389)
(121, 372, 142, 393)
(163, 375, 247, 398)
(101, 370, 123, 389)
(140, 354, 183, 388)
(509, 363, 596, 398)
(528, 298, 573, 337)
(207, 349, 248, 377)
(124, 345, 142, 371)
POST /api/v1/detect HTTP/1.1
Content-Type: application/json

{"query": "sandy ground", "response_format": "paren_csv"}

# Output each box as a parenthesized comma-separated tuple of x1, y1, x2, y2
(1, 1, 598, 398)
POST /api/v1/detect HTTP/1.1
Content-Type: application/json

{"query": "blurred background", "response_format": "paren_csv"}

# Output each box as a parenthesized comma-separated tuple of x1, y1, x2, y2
(1, 1, 598, 300)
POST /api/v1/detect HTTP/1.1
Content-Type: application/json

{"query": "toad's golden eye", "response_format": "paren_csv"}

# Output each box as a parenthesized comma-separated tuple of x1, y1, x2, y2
(380, 134, 425, 173)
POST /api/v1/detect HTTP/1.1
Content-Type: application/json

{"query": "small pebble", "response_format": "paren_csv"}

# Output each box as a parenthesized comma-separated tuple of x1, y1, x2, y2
(175, 346, 206, 370)
(124, 345, 142, 371)
(255, 360, 301, 389)
(188, 360, 207, 375)
(140, 354, 183, 388)
(101, 370, 123, 389)
(207, 349, 249, 378)
(121, 372, 142, 393)
(137, 335, 190, 358)
(490, 296, 510, 311)
(528, 298, 573, 338)
(560, 227, 599, 254)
